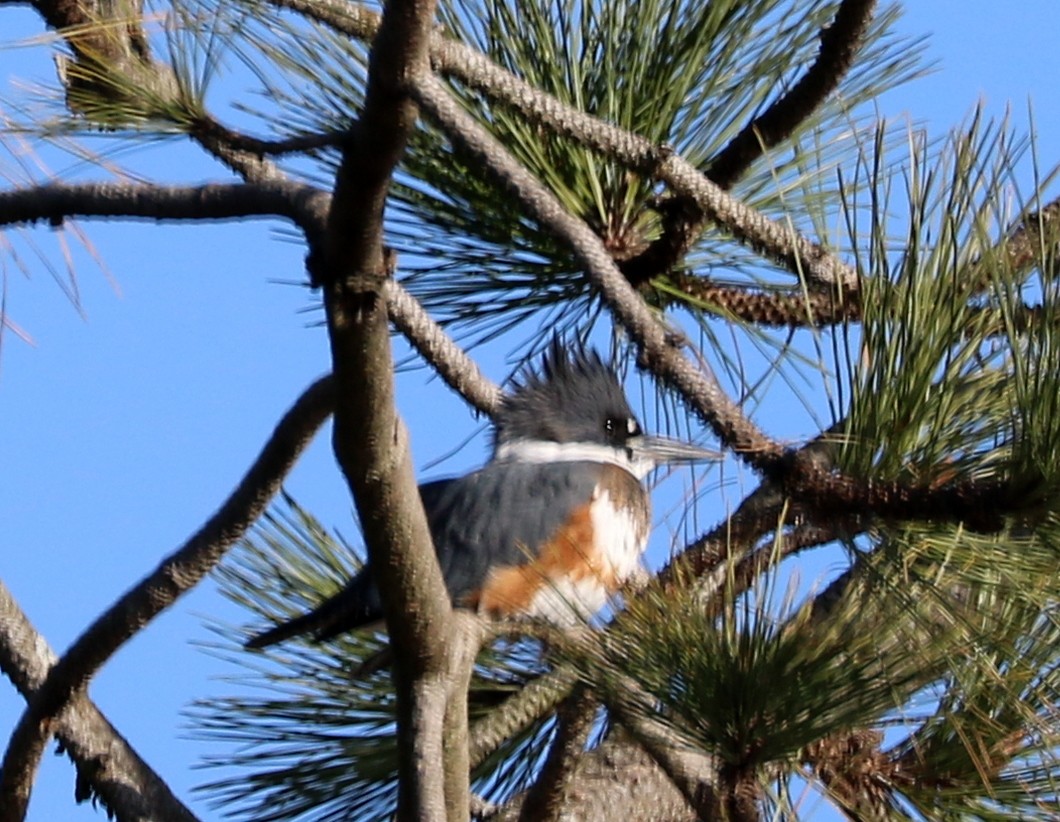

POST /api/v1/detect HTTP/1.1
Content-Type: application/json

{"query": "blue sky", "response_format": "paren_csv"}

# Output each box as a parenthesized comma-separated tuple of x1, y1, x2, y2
(2, 4, 1060, 820)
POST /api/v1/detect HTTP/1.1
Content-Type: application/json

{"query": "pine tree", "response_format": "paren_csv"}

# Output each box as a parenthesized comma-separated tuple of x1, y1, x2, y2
(2, 1, 1059, 820)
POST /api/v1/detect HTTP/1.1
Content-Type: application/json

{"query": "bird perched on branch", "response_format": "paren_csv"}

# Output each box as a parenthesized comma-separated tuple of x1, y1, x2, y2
(246, 340, 719, 649)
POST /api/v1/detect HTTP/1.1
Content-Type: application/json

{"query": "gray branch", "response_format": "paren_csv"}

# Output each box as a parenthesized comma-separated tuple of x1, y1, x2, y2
(0, 580, 199, 822)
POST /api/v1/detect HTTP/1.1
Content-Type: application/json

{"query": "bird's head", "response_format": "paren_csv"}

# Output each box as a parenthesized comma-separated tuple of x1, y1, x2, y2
(492, 340, 720, 478)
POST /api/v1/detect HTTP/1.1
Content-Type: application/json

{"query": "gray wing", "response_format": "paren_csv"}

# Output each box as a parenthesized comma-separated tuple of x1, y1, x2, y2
(245, 463, 604, 647)
(426, 461, 606, 604)
(245, 479, 458, 648)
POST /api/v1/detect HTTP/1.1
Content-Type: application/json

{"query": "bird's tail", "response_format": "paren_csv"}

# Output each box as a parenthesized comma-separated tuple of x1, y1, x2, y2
(244, 575, 380, 649)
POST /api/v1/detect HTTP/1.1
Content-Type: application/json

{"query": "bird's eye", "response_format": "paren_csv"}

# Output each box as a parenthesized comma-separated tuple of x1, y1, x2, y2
(605, 416, 638, 444)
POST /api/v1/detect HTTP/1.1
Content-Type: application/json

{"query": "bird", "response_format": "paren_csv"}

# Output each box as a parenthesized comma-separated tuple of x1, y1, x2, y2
(245, 340, 719, 649)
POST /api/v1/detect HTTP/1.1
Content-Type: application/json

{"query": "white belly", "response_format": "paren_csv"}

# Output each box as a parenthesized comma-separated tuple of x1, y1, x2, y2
(523, 489, 648, 625)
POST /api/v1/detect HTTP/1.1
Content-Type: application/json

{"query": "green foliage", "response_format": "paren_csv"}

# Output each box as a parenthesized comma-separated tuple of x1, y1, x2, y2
(197, 498, 1060, 819)
(837, 112, 1060, 504)
(135, 0, 924, 352)
(876, 523, 1060, 818)
(192, 498, 399, 821)
(566, 520, 1060, 818)
(396, 0, 924, 339)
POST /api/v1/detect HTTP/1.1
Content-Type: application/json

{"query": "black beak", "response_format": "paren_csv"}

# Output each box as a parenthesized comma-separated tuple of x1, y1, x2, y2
(628, 434, 722, 468)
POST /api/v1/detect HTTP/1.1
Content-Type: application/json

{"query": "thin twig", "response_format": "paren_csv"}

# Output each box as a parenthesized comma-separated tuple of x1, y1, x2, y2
(468, 666, 577, 770)
(385, 279, 503, 415)
(0, 376, 335, 821)
(191, 113, 354, 159)
(710, 0, 878, 188)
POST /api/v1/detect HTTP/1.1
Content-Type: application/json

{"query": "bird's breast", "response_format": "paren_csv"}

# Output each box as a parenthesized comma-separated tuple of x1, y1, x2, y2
(472, 465, 650, 625)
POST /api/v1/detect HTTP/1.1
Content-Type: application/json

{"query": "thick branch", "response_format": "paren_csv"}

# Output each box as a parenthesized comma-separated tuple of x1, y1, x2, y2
(780, 463, 1009, 533)
(504, 627, 720, 820)
(0, 376, 334, 821)
(317, 0, 455, 818)
(517, 687, 597, 822)
(494, 731, 698, 822)
(0, 581, 198, 822)
(608, 703, 722, 820)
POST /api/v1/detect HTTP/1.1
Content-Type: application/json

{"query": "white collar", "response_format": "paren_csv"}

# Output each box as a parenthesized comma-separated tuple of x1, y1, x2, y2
(492, 439, 653, 480)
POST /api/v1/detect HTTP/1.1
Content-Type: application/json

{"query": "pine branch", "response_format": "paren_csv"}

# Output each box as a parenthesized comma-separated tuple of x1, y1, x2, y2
(965, 197, 1060, 293)
(0, 181, 330, 241)
(709, 0, 878, 188)
(516, 687, 596, 822)
(0, 376, 334, 821)
(622, 0, 879, 286)
(493, 730, 698, 822)
(468, 667, 576, 770)
(0, 581, 199, 822)
(780, 463, 1009, 532)
(276, 0, 858, 290)
(409, 66, 1015, 531)
(385, 280, 503, 415)
(190, 113, 355, 157)
(410, 69, 786, 470)
(314, 0, 464, 817)
(606, 683, 722, 819)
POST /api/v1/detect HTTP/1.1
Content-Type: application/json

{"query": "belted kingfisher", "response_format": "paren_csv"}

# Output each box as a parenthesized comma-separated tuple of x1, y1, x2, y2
(246, 341, 718, 649)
